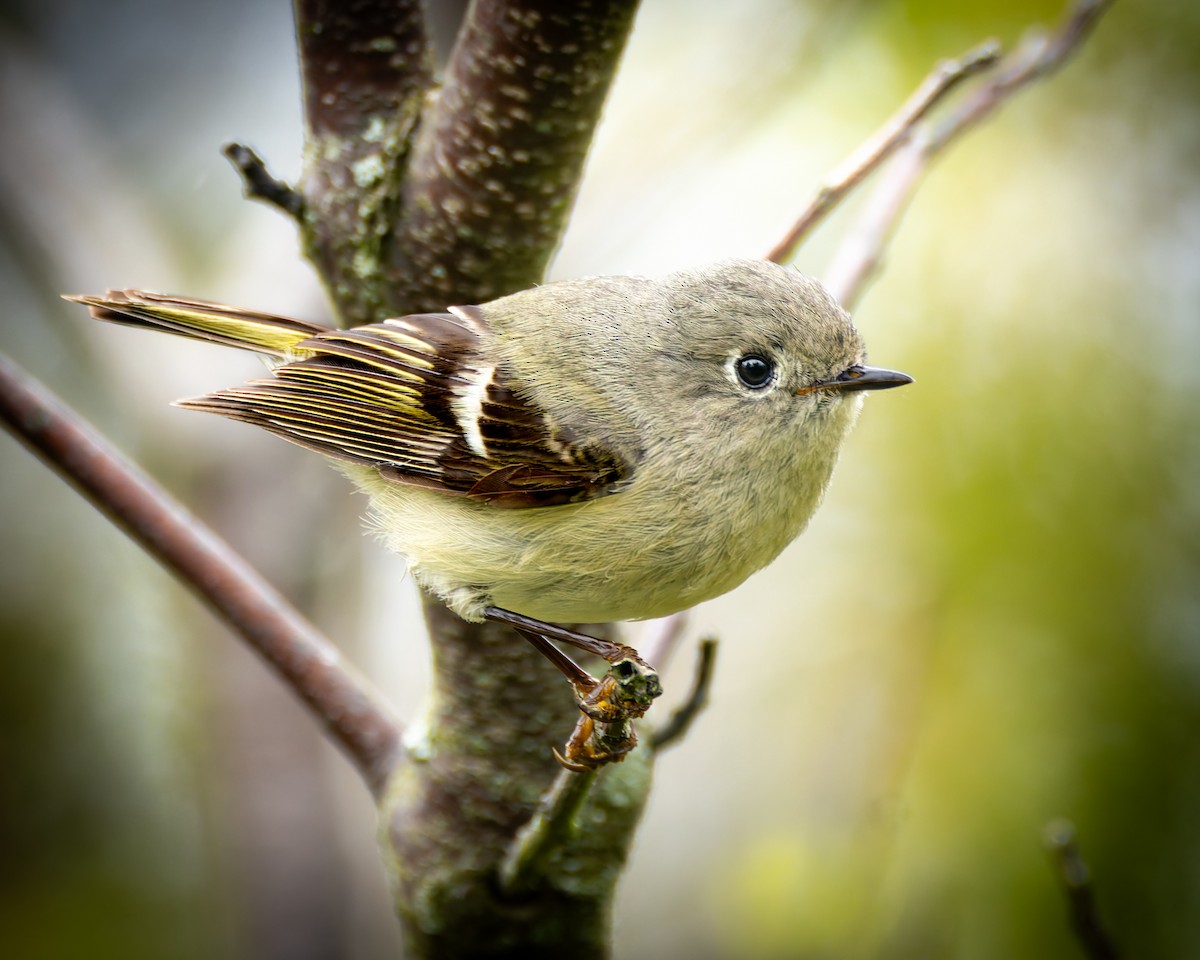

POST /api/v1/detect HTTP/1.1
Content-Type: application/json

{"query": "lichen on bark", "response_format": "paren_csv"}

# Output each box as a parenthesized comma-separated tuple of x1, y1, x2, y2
(284, 2, 653, 956)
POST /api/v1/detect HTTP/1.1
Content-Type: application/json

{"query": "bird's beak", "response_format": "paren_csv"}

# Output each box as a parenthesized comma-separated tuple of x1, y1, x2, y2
(796, 364, 913, 396)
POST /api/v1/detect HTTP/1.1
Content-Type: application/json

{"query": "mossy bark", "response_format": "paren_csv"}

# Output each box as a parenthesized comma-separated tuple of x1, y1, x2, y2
(279, 2, 651, 955)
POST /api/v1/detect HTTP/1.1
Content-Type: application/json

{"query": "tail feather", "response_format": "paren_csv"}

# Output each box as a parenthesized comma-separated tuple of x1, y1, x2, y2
(63, 290, 331, 358)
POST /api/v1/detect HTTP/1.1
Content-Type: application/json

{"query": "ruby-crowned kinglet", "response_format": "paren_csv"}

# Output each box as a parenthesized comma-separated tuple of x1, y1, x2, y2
(68, 259, 910, 630)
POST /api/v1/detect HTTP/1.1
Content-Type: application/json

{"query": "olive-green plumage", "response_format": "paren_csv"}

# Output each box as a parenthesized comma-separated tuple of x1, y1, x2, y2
(68, 259, 910, 624)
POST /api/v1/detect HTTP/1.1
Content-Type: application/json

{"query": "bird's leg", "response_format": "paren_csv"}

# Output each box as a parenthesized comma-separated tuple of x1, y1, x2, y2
(508, 624, 662, 722)
(512, 626, 657, 770)
(489, 606, 663, 770)
(485, 606, 645, 664)
(489, 607, 663, 716)
(513, 627, 601, 698)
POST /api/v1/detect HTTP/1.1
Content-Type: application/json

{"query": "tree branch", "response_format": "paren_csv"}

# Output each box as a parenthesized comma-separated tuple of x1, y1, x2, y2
(498, 768, 599, 897)
(924, 0, 1113, 155)
(382, 0, 643, 315)
(824, 133, 926, 309)
(293, 0, 435, 326)
(1043, 819, 1121, 960)
(294, 0, 433, 140)
(0, 351, 404, 796)
(223, 141, 305, 220)
(765, 39, 1001, 266)
(825, 0, 1114, 309)
(209, 4, 655, 952)
(291, 1, 643, 328)
(651, 638, 718, 752)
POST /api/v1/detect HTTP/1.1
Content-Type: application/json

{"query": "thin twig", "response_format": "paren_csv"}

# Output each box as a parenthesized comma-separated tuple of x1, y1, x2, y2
(824, 132, 928, 309)
(651, 638, 718, 751)
(826, 0, 1114, 309)
(1043, 819, 1121, 960)
(926, 0, 1113, 154)
(498, 768, 598, 897)
(765, 39, 1001, 265)
(0, 351, 403, 796)
(223, 142, 305, 220)
(639, 610, 691, 670)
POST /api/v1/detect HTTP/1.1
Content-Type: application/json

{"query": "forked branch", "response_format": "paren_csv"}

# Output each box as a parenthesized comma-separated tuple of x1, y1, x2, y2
(765, 39, 1001, 265)
(819, 0, 1114, 309)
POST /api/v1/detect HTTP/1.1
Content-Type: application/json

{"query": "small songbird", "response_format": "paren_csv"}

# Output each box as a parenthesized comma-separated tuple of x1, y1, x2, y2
(68, 258, 909, 682)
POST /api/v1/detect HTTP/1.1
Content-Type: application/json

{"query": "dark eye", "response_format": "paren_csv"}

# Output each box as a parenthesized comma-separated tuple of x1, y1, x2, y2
(735, 354, 775, 389)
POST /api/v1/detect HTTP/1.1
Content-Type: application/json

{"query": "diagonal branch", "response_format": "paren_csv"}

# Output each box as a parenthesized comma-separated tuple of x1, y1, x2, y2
(223, 141, 306, 220)
(651, 638, 718, 752)
(924, 0, 1113, 155)
(765, 38, 1001, 266)
(498, 768, 599, 897)
(823, 133, 927, 310)
(825, 0, 1114, 309)
(0, 351, 404, 797)
(1043, 819, 1122, 960)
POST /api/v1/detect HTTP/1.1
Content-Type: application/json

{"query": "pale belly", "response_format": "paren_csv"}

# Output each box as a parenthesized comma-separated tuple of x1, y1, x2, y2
(348, 443, 836, 624)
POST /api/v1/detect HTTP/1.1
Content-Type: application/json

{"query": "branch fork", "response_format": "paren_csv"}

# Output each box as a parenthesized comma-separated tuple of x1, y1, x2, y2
(1, 1, 1114, 955)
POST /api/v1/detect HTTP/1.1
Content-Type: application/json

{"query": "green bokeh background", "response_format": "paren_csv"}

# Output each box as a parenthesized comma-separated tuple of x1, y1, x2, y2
(1, 1, 1197, 957)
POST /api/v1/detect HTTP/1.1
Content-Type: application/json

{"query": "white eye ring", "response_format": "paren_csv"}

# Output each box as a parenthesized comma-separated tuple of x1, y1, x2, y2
(736, 354, 774, 388)
(726, 352, 778, 392)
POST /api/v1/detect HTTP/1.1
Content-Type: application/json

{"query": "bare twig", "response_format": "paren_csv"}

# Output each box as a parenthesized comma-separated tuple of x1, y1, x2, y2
(639, 610, 691, 671)
(824, 133, 927, 309)
(926, 0, 1113, 154)
(223, 142, 305, 220)
(0, 351, 403, 796)
(1043, 819, 1121, 960)
(651, 638, 718, 751)
(765, 39, 1001, 266)
(826, 0, 1113, 309)
(498, 768, 599, 897)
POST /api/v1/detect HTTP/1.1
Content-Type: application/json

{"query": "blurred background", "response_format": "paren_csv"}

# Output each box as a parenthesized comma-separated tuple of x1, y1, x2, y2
(1, 0, 1197, 957)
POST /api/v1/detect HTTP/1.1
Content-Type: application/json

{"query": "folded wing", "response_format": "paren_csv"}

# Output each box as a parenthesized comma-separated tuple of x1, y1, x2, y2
(170, 304, 630, 508)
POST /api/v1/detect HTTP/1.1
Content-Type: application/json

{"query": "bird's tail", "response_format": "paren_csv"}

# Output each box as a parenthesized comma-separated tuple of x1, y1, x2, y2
(64, 290, 331, 359)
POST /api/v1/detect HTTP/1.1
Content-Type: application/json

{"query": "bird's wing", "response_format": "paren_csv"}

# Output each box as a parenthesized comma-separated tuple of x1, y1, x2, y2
(179, 306, 631, 508)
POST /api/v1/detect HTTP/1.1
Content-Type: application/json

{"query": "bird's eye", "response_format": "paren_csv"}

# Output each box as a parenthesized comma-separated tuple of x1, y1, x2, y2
(735, 354, 775, 389)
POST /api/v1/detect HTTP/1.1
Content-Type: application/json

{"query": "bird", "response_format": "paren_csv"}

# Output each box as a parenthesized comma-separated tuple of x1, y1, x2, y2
(68, 258, 911, 762)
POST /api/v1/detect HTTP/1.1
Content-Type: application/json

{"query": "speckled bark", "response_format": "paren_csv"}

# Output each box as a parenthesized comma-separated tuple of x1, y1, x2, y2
(380, 607, 652, 959)
(388, 0, 641, 310)
(295, 0, 434, 325)
(297, 0, 640, 325)
(288, 2, 650, 957)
